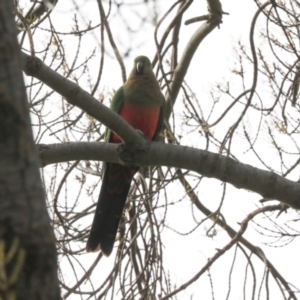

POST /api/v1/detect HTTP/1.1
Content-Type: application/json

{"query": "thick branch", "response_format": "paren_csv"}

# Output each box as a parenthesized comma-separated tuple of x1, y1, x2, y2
(38, 142, 300, 210)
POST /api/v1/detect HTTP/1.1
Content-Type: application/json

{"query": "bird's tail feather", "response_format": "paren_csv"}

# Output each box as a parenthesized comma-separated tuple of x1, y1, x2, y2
(86, 163, 137, 256)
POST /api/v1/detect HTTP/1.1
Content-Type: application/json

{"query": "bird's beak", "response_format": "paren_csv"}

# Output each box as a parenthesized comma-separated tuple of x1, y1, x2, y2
(136, 62, 144, 74)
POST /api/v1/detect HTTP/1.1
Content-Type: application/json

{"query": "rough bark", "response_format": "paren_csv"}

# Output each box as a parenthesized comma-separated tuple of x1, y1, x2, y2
(0, 1, 60, 299)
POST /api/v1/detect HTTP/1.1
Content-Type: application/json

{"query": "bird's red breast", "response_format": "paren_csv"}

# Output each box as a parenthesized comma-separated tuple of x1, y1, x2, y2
(110, 103, 160, 143)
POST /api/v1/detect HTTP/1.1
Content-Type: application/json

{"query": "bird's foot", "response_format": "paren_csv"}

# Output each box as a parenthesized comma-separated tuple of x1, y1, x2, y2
(136, 129, 145, 138)
(117, 142, 149, 167)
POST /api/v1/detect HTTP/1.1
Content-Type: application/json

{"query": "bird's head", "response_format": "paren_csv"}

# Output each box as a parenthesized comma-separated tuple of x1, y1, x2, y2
(133, 56, 152, 76)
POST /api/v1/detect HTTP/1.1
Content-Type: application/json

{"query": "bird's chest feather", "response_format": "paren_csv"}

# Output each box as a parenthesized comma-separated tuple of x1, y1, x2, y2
(110, 104, 160, 143)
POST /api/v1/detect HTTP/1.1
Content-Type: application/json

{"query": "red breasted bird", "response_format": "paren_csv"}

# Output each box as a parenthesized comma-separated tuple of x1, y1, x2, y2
(86, 56, 165, 256)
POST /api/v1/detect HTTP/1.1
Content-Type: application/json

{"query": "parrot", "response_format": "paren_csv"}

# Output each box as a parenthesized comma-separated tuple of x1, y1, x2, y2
(86, 56, 165, 256)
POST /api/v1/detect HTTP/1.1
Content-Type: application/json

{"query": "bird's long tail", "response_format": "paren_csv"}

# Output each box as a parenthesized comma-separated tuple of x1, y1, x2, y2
(86, 163, 137, 256)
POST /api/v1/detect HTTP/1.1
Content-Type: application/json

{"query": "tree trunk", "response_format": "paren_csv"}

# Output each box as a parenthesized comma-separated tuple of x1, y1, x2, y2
(0, 1, 60, 299)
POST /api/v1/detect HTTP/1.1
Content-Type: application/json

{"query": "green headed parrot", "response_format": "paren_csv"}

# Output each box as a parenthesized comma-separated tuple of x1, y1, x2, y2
(86, 56, 165, 256)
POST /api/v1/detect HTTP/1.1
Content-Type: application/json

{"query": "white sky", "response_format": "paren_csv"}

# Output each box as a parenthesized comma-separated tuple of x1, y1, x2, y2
(21, 0, 300, 299)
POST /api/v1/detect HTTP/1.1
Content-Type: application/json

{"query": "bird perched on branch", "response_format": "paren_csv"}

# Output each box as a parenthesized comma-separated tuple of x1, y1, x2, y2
(86, 56, 165, 256)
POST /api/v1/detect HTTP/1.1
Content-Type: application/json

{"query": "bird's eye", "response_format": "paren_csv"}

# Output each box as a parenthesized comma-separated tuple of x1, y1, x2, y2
(136, 62, 144, 74)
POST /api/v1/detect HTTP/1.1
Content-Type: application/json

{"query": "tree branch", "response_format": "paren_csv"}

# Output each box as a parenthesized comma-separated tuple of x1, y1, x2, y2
(165, 0, 223, 119)
(37, 142, 300, 210)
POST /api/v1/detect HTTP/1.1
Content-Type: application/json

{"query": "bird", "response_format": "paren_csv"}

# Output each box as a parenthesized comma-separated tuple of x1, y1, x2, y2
(86, 56, 165, 256)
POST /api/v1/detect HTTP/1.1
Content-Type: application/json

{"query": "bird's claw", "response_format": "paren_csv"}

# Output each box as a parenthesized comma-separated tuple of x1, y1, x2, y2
(136, 129, 145, 138)
(117, 143, 148, 167)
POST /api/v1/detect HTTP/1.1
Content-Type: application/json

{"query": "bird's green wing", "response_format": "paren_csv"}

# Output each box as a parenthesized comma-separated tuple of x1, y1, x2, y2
(101, 86, 124, 179)
(104, 86, 124, 143)
(153, 92, 166, 141)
